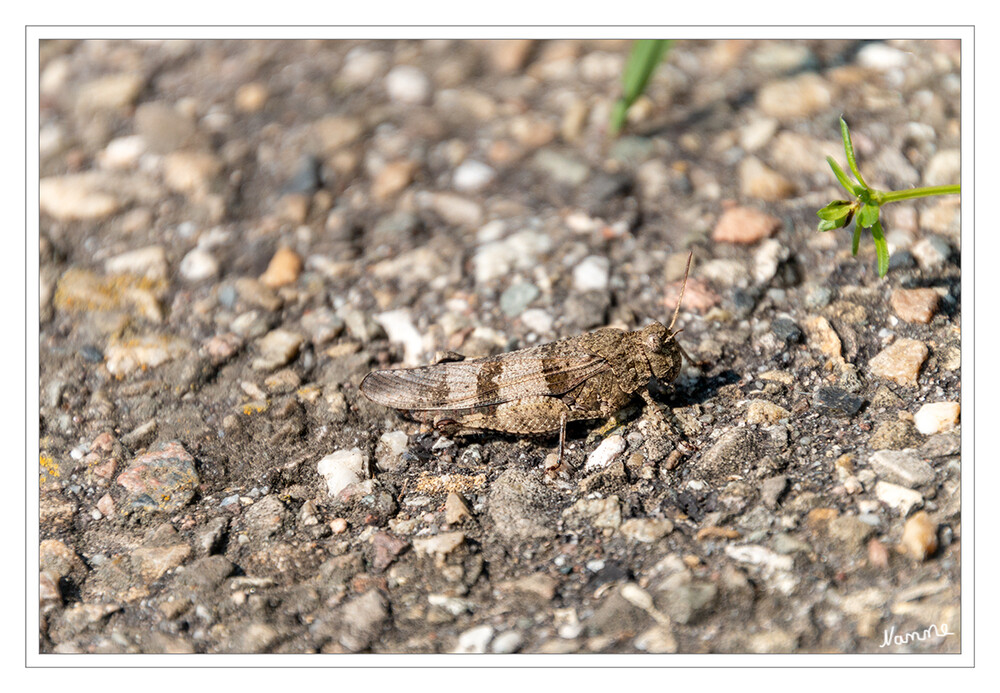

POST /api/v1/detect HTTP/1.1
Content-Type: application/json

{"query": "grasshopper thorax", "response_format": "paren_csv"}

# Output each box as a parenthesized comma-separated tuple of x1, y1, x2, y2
(638, 321, 682, 384)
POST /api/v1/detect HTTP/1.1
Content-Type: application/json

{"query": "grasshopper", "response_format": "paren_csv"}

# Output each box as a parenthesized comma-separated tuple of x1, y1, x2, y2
(361, 254, 693, 460)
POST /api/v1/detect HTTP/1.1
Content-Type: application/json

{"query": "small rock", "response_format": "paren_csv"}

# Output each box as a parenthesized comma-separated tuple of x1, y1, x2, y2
(422, 192, 483, 227)
(375, 430, 409, 472)
(39, 174, 120, 221)
(487, 469, 559, 543)
(499, 282, 540, 317)
(760, 475, 788, 508)
(754, 238, 788, 284)
(106, 334, 189, 376)
(757, 72, 833, 119)
(923, 149, 961, 187)
(372, 160, 417, 201)
(898, 511, 938, 561)
(314, 115, 365, 153)
(858, 42, 910, 69)
(491, 630, 524, 654)
(385, 65, 432, 105)
(105, 245, 168, 280)
(76, 73, 145, 111)
(520, 308, 554, 334)
(869, 450, 935, 488)
(116, 441, 199, 514)
(375, 309, 424, 366)
(453, 624, 494, 654)
(585, 435, 626, 471)
(712, 206, 782, 244)
(573, 255, 611, 293)
(473, 230, 553, 285)
(259, 247, 302, 289)
(770, 317, 803, 343)
(234, 278, 282, 312)
(252, 329, 303, 371)
(911, 236, 951, 270)
(874, 481, 923, 515)
(891, 288, 940, 324)
(485, 39, 535, 73)
(739, 156, 796, 201)
(179, 247, 220, 282)
(812, 387, 863, 418)
(803, 316, 844, 365)
(445, 492, 473, 524)
(235, 82, 269, 112)
(317, 448, 369, 497)
(620, 517, 673, 543)
(724, 544, 794, 572)
(453, 159, 495, 192)
(746, 400, 790, 425)
(564, 496, 622, 530)
(635, 625, 678, 653)
(869, 339, 929, 387)
(162, 150, 222, 194)
(413, 531, 466, 560)
(371, 532, 409, 572)
(740, 117, 779, 152)
(913, 402, 960, 435)
(300, 308, 345, 345)
(532, 149, 590, 186)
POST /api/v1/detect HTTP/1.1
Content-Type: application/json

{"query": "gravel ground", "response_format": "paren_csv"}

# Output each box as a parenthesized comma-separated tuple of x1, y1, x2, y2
(37, 38, 961, 654)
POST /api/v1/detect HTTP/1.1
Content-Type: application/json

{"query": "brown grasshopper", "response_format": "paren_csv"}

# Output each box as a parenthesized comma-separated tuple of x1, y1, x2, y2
(361, 254, 693, 460)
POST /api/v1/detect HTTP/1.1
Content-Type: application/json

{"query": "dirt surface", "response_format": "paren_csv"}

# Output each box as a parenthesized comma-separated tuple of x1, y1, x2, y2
(37, 39, 962, 654)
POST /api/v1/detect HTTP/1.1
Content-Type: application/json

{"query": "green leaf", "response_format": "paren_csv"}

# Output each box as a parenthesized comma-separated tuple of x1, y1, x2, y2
(826, 156, 863, 196)
(611, 39, 671, 134)
(852, 225, 862, 256)
(817, 200, 853, 221)
(839, 117, 869, 189)
(857, 203, 880, 229)
(871, 220, 889, 277)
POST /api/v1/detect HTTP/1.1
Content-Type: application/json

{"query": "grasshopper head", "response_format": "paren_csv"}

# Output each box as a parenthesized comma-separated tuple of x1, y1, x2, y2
(639, 322, 682, 383)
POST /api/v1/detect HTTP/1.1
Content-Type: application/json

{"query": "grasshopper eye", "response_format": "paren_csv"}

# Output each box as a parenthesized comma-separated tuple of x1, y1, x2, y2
(644, 328, 666, 353)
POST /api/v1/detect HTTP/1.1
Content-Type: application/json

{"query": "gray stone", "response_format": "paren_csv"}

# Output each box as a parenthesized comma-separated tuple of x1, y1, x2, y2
(869, 449, 935, 488)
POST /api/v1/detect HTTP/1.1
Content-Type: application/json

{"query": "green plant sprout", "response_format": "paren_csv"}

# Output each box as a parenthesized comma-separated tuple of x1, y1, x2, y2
(610, 39, 672, 136)
(817, 117, 961, 277)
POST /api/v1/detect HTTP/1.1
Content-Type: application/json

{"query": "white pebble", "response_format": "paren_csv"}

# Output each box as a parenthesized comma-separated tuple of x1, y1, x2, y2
(317, 448, 369, 497)
(179, 247, 219, 282)
(858, 43, 910, 70)
(585, 434, 626, 471)
(572, 255, 610, 292)
(453, 159, 496, 192)
(375, 309, 424, 366)
(385, 65, 431, 105)
(914, 402, 960, 435)
(520, 308, 554, 335)
(453, 625, 495, 654)
(874, 480, 923, 515)
(105, 245, 168, 280)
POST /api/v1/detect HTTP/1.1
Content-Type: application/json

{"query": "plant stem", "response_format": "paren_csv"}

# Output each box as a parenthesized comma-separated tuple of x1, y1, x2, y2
(878, 184, 961, 204)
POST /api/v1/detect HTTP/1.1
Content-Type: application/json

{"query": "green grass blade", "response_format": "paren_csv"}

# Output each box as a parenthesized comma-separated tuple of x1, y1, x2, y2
(610, 39, 672, 134)
(826, 156, 862, 196)
(852, 225, 862, 256)
(871, 220, 889, 277)
(839, 117, 869, 190)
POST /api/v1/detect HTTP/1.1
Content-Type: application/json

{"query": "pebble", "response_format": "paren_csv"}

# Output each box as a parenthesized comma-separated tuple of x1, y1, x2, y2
(532, 149, 590, 186)
(386, 65, 432, 104)
(573, 255, 611, 293)
(375, 309, 424, 366)
(874, 481, 923, 515)
(490, 630, 524, 654)
(585, 435, 626, 471)
(371, 532, 409, 572)
(520, 308, 554, 334)
(317, 448, 369, 497)
(757, 73, 833, 119)
(891, 288, 940, 324)
(371, 160, 417, 201)
(813, 387, 864, 418)
(116, 441, 200, 513)
(105, 245, 168, 280)
(445, 492, 474, 524)
(635, 625, 678, 654)
(739, 156, 796, 201)
(868, 339, 928, 387)
(340, 48, 387, 86)
(179, 247, 219, 282)
(620, 518, 673, 543)
(804, 316, 844, 365)
(375, 430, 409, 472)
(313, 115, 365, 152)
(421, 191, 483, 227)
(912, 236, 952, 270)
(413, 531, 466, 559)
(76, 72, 144, 111)
(753, 238, 787, 284)
(869, 449, 935, 488)
(923, 149, 961, 187)
(770, 317, 803, 344)
(740, 117, 779, 152)
(724, 544, 794, 572)
(746, 400, 790, 425)
(453, 159, 496, 191)
(453, 625, 494, 654)
(244, 496, 288, 539)
(898, 511, 938, 561)
(162, 150, 223, 194)
(252, 329, 303, 371)
(106, 334, 189, 376)
(39, 174, 121, 221)
(259, 247, 302, 289)
(564, 496, 622, 530)
(500, 282, 540, 317)
(913, 402, 960, 435)
(760, 475, 788, 509)
(99, 135, 146, 169)
(858, 42, 910, 70)
(711, 206, 782, 244)
(235, 82, 269, 112)
(235, 278, 282, 312)
(473, 230, 553, 285)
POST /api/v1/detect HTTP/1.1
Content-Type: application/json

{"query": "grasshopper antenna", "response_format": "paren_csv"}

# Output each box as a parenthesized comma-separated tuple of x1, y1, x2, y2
(668, 251, 693, 333)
